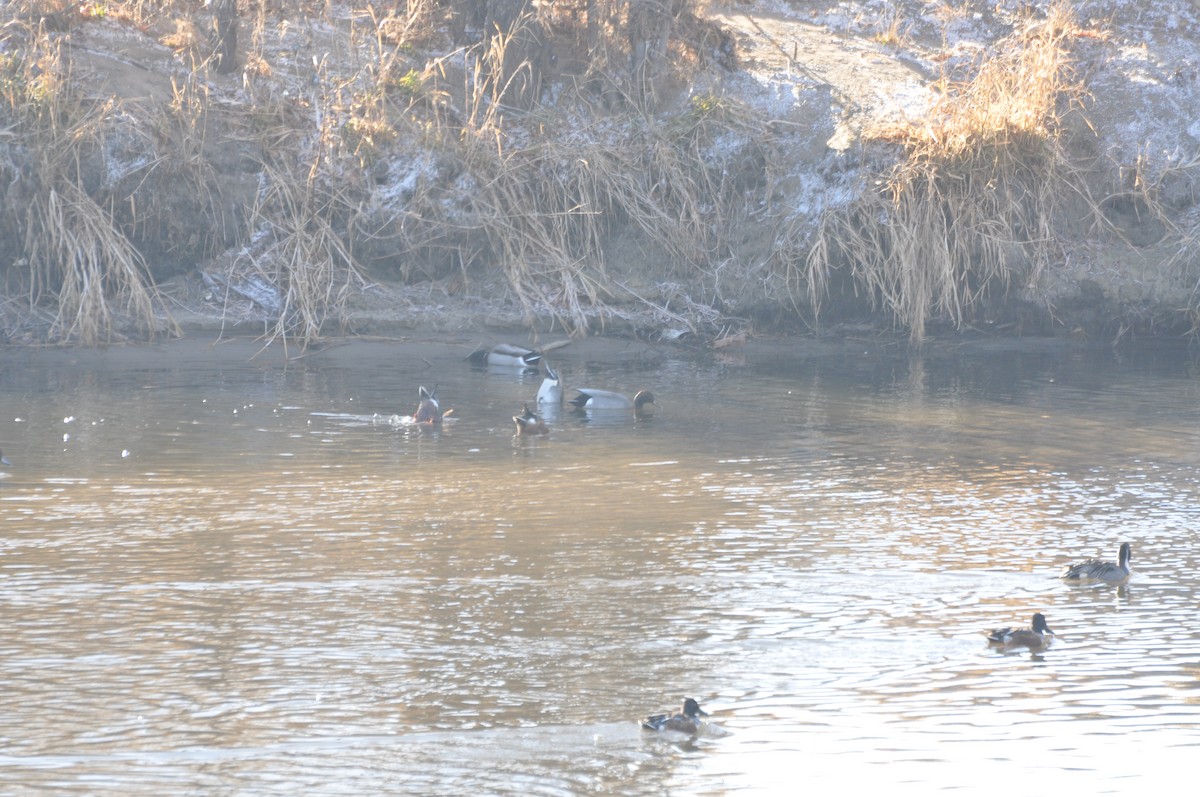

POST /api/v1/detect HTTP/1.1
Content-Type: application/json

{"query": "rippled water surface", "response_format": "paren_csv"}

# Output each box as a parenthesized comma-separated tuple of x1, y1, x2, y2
(2, 337, 1199, 794)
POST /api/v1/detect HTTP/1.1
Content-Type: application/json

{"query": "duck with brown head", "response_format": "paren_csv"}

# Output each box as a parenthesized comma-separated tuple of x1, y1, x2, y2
(512, 403, 549, 436)
(986, 613, 1056, 651)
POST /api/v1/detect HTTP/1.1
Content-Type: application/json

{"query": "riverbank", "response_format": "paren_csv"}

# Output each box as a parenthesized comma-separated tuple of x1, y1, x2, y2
(3, 1, 1199, 348)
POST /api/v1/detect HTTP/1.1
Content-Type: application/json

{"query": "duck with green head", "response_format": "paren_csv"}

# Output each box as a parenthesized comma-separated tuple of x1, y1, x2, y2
(570, 388, 655, 418)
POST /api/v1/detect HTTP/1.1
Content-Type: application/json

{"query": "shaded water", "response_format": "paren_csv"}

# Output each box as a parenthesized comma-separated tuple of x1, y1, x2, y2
(2, 338, 1199, 794)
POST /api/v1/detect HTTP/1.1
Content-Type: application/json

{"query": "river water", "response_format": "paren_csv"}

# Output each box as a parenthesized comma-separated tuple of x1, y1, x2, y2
(1, 336, 1198, 794)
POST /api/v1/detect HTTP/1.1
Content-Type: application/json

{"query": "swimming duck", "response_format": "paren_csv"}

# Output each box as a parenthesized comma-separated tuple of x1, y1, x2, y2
(570, 388, 655, 417)
(536, 363, 562, 406)
(513, 403, 549, 436)
(1060, 542, 1132, 585)
(468, 343, 542, 369)
(411, 385, 444, 425)
(986, 612, 1056, 651)
(641, 698, 708, 735)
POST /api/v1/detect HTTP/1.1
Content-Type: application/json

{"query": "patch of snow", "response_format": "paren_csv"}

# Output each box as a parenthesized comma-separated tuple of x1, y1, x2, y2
(374, 154, 439, 206)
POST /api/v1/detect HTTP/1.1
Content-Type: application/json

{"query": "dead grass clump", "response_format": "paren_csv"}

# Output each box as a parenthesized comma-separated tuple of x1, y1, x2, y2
(249, 159, 364, 347)
(0, 30, 164, 344)
(801, 1, 1097, 341)
(376, 0, 445, 50)
(386, 20, 770, 335)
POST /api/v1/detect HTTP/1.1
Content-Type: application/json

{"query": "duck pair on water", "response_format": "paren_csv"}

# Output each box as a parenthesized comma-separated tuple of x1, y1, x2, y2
(518, 385, 654, 435)
(537, 358, 655, 419)
(485, 346, 656, 417)
(461, 344, 657, 433)
(986, 542, 1134, 652)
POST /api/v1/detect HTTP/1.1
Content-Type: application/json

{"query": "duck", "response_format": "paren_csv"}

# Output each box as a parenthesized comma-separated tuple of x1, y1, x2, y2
(570, 388, 655, 417)
(1060, 542, 1132, 585)
(641, 698, 708, 735)
(536, 363, 562, 406)
(411, 385, 444, 425)
(468, 343, 542, 369)
(985, 612, 1056, 651)
(512, 403, 549, 436)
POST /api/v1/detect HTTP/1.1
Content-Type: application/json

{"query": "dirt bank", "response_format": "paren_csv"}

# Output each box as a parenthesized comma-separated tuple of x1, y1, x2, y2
(3, 1, 1199, 348)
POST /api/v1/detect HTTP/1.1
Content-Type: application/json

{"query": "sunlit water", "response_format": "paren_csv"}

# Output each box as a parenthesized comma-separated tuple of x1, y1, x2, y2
(2, 338, 1199, 794)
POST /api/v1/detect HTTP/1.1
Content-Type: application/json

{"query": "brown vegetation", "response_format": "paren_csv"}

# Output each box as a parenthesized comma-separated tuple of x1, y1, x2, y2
(0, 1, 1197, 347)
(1, 0, 753, 346)
(799, 2, 1098, 342)
(0, 18, 165, 344)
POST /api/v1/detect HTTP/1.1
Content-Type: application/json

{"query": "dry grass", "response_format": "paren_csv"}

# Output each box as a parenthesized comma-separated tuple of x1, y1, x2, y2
(1, 0, 749, 344)
(799, 1, 1097, 341)
(364, 18, 767, 336)
(1, 27, 164, 344)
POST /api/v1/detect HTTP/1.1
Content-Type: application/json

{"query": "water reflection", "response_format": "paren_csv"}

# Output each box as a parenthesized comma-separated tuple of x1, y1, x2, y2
(2, 339, 1199, 794)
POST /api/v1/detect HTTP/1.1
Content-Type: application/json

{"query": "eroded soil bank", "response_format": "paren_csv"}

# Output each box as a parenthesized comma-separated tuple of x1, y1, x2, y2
(3, 1, 1199, 348)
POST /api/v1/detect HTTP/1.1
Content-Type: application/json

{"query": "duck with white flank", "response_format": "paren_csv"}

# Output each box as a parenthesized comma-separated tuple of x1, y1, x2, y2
(1060, 542, 1132, 585)
(468, 343, 542, 369)
(536, 363, 562, 407)
(569, 388, 655, 418)
(985, 612, 1056, 651)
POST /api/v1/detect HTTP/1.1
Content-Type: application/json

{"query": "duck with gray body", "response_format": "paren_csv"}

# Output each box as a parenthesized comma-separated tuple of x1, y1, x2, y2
(468, 343, 542, 369)
(1060, 542, 1132, 584)
(570, 388, 655, 416)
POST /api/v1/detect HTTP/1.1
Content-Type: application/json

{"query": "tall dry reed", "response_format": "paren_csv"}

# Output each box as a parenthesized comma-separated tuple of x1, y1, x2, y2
(1, 27, 162, 343)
